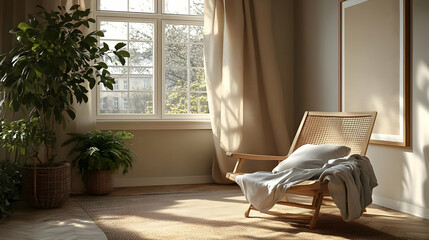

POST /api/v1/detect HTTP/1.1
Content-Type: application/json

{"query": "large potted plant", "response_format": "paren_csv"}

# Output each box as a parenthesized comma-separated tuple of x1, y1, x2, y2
(62, 130, 134, 195)
(0, 5, 129, 208)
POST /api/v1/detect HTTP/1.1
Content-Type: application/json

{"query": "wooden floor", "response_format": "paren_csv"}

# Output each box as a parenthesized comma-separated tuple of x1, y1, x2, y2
(1, 184, 429, 240)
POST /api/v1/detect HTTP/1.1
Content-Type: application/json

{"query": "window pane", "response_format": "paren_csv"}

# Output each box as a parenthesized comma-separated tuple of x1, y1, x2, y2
(129, 92, 153, 113)
(114, 78, 129, 91)
(190, 25, 203, 42)
(130, 72, 153, 91)
(129, 0, 154, 12)
(100, 0, 154, 13)
(190, 44, 203, 67)
(130, 67, 153, 75)
(190, 69, 206, 91)
(100, 92, 128, 114)
(165, 68, 187, 91)
(98, 20, 155, 116)
(100, 77, 128, 91)
(130, 22, 153, 41)
(164, 0, 204, 15)
(163, 22, 207, 116)
(100, 21, 128, 40)
(190, 0, 204, 15)
(165, 0, 188, 14)
(129, 42, 153, 66)
(165, 92, 188, 114)
(166, 24, 188, 43)
(190, 93, 208, 114)
(100, 0, 127, 12)
(165, 43, 187, 66)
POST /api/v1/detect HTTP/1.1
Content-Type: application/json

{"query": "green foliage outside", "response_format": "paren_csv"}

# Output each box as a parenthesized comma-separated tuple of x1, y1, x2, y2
(62, 130, 134, 181)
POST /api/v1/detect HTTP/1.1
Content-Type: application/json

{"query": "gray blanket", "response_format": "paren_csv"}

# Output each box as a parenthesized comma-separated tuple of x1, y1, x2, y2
(236, 154, 378, 221)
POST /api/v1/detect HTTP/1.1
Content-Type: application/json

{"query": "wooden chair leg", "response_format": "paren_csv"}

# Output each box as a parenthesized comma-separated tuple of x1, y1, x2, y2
(245, 204, 253, 218)
(309, 192, 324, 229)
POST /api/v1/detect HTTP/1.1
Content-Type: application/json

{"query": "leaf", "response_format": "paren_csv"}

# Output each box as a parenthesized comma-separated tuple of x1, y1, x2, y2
(66, 109, 76, 120)
(116, 50, 130, 58)
(117, 55, 125, 65)
(17, 22, 31, 32)
(88, 78, 96, 89)
(114, 42, 126, 50)
(34, 69, 42, 78)
(92, 31, 104, 37)
(70, 5, 80, 10)
(9, 28, 21, 34)
(98, 62, 108, 69)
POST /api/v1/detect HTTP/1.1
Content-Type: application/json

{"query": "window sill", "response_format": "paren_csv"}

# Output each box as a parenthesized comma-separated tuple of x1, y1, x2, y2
(96, 120, 212, 130)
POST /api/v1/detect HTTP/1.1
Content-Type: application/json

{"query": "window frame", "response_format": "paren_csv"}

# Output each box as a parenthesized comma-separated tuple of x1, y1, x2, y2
(93, 0, 209, 121)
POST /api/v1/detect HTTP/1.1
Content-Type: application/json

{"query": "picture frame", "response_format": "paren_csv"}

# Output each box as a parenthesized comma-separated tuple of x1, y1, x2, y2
(339, 0, 411, 147)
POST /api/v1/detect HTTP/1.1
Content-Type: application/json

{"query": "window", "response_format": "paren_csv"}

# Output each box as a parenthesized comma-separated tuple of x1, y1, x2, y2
(95, 0, 208, 120)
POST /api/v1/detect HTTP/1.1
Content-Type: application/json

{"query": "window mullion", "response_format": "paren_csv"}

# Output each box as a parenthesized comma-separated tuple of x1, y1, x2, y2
(188, 0, 191, 15)
(158, 0, 163, 13)
(187, 25, 191, 114)
(158, 19, 164, 119)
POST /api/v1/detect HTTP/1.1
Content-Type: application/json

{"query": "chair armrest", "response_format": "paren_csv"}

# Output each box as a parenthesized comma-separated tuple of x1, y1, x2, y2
(226, 152, 287, 174)
(226, 152, 287, 161)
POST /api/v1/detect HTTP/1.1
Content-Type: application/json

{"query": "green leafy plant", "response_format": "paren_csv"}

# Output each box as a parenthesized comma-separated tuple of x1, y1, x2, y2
(0, 160, 22, 219)
(0, 118, 54, 164)
(62, 130, 134, 180)
(0, 5, 129, 165)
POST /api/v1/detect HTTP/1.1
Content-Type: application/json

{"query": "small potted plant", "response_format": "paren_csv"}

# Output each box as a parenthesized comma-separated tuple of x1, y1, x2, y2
(62, 130, 134, 194)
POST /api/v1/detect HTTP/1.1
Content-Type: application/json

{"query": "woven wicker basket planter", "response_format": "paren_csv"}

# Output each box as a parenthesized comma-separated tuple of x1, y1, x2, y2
(22, 163, 71, 209)
(85, 170, 113, 195)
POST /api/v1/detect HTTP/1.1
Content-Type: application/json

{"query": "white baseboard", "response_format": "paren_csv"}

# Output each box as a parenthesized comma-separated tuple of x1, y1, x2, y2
(113, 175, 213, 187)
(373, 195, 429, 219)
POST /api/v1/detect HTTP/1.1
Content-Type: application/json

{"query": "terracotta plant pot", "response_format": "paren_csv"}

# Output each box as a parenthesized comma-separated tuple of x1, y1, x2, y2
(85, 170, 113, 195)
(22, 163, 71, 208)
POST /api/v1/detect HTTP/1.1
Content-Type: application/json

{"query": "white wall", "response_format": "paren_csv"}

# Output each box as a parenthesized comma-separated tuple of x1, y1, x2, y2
(295, 0, 429, 219)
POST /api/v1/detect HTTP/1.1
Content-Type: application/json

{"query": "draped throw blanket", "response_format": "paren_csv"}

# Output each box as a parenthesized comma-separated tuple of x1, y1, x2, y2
(236, 154, 378, 222)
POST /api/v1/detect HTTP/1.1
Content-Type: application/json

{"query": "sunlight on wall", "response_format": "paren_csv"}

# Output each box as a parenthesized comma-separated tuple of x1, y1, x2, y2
(404, 60, 429, 207)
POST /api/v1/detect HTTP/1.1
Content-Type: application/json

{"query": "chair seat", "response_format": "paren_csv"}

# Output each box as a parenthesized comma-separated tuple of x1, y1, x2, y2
(226, 172, 329, 193)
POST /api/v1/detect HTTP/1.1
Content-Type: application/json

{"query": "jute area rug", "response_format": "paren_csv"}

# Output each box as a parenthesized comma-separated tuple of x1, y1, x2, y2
(78, 186, 399, 240)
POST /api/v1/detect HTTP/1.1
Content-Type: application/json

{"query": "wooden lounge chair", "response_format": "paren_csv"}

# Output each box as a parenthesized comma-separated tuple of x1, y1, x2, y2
(226, 111, 377, 229)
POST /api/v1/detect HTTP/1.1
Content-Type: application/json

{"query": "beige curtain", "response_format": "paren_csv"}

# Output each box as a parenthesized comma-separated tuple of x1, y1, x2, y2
(204, 0, 291, 183)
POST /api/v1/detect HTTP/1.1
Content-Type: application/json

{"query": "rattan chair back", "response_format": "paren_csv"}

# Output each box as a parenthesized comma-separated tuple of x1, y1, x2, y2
(289, 112, 377, 156)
